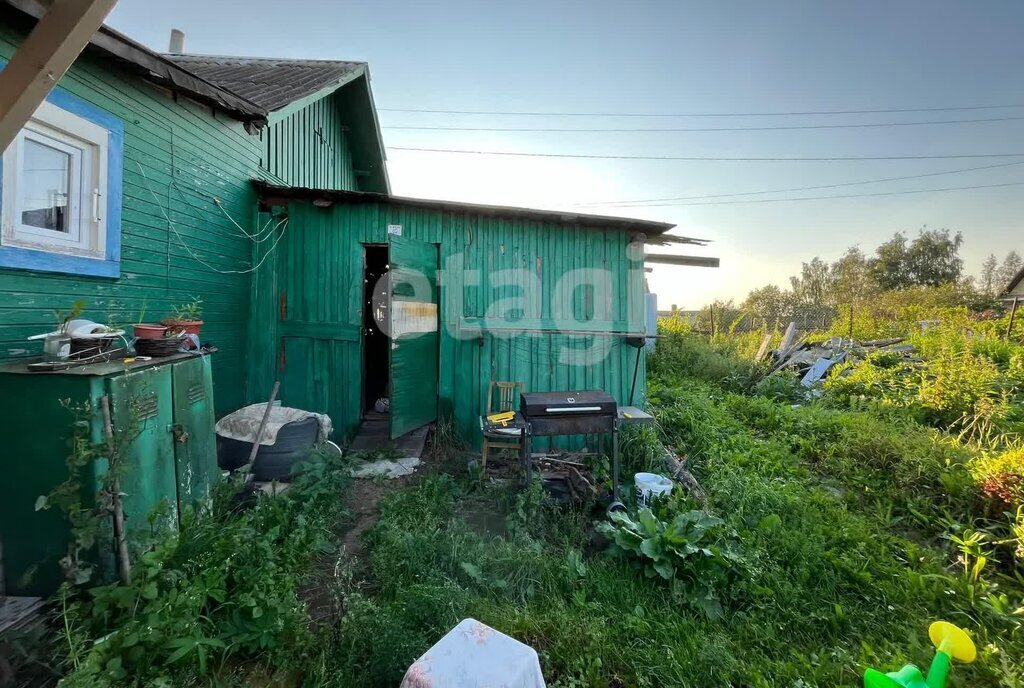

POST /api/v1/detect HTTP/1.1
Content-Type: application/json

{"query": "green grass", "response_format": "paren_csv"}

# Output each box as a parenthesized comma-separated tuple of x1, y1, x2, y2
(312, 333, 1024, 687)
(46, 324, 1024, 687)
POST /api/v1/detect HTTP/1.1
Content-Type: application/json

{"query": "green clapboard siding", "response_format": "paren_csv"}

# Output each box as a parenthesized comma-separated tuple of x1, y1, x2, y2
(0, 23, 360, 416)
(260, 92, 357, 191)
(249, 201, 648, 447)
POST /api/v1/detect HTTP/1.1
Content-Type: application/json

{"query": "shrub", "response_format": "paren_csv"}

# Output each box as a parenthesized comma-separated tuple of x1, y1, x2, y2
(596, 504, 743, 618)
(57, 451, 352, 686)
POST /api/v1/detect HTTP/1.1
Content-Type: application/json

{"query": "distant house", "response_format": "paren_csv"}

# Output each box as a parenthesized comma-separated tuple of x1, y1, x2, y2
(0, 1, 708, 445)
(1003, 267, 1024, 303)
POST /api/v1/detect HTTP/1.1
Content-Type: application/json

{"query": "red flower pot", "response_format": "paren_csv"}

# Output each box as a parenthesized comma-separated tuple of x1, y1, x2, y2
(161, 319, 203, 349)
(133, 324, 167, 340)
(181, 320, 203, 337)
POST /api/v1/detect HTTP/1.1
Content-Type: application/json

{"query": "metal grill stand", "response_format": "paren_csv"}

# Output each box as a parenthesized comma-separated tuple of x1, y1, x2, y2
(519, 391, 624, 512)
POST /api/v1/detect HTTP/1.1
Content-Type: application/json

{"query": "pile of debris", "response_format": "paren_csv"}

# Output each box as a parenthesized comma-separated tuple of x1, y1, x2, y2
(757, 322, 918, 387)
(537, 455, 599, 504)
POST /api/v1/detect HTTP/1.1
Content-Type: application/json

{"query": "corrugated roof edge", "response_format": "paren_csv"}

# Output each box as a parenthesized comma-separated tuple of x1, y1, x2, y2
(3, 0, 269, 129)
(1003, 266, 1024, 298)
(253, 181, 707, 244)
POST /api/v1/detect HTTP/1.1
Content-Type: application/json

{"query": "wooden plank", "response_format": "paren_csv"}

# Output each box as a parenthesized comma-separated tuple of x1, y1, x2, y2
(644, 254, 720, 268)
(1008, 297, 1020, 340)
(0, 0, 119, 149)
(755, 333, 772, 361)
(0, 596, 44, 634)
(777, 321, 797, 355)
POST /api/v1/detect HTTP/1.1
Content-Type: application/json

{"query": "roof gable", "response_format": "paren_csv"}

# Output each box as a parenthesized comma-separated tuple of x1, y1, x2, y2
(165, 55, 364, 113)
(166, 53, 389, 193)
(1006, 266, 1024, 297)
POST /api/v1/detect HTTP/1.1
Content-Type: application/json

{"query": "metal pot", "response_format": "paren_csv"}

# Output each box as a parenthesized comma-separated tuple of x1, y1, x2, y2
(42, 333, 71, 361)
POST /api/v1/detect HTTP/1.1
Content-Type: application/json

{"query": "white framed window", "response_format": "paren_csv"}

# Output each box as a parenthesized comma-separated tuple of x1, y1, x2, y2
(1, 100, 109, 261)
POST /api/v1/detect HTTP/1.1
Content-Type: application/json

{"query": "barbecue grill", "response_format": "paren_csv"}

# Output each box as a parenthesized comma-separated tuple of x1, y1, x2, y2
(520, 390, 623, 510)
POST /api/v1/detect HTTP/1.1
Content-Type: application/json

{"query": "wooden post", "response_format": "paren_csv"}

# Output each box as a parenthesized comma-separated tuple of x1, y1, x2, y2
(709, 304, 715, 338)
(244, 381, 280, 471)
(1007, 297, 1020, 340)
(0, 0, 119, 150)
(100, 395, 130, 586)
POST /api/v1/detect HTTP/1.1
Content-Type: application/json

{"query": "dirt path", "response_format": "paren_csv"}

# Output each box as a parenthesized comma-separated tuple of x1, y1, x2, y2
(339, 478, 392, 559)
(302, 446, 457, 623)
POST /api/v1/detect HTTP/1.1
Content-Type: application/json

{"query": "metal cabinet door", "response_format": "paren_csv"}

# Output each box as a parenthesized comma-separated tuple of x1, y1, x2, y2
(108, 366, 178, 537)
(170, 356, 218, 520)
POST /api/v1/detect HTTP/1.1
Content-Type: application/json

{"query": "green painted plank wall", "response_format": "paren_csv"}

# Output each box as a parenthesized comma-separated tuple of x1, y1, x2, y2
(0, 24, 260, 414)
(249, 200, 648, 446)
(0, 22, 362, 417)
(259, 92, 357, 192)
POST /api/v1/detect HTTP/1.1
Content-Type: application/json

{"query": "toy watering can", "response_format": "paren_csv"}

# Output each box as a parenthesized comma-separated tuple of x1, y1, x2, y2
(864, 622, 976, 688)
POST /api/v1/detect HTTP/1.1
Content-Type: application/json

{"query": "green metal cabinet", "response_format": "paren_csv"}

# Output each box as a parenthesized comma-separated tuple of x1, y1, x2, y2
(0, 353, 217, 596)
(170, 356, 218, 519)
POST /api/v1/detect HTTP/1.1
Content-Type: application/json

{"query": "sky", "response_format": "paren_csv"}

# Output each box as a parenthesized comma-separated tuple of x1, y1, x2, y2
(106, 0, 1024, 309)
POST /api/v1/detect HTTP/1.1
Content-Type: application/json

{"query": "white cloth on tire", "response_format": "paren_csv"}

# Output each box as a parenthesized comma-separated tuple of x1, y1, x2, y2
(215, 403, 333, 446)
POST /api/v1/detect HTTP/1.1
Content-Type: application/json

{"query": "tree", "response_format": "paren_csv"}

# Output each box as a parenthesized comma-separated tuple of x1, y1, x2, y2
(906, 228, 963, 287)
(789, 257, 831, 305)
(980, 253, 1000, 296)
(998, 250, 1023, 293)
(869, 228, 963, 290)
(743, 284, 788, 327)
(829, 247, 877, 304)
(870, 233, 912, 291)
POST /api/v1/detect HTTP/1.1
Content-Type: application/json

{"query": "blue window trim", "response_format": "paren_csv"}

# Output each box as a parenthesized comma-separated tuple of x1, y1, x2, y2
(0, 62, 124, 279)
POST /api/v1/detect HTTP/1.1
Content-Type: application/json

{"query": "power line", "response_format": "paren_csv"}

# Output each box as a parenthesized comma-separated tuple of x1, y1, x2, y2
(379, 103, 1024, 118)
(603, 180, 1024, 208)
(574, 161, 1024, 207)
(382, 114, 1024, 133)
(388, 146, 1024, 162)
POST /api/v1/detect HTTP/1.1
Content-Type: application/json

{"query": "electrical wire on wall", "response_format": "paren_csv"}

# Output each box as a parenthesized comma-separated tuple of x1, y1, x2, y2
(171, 180, 282, 244)
(136, 161, 288, 276)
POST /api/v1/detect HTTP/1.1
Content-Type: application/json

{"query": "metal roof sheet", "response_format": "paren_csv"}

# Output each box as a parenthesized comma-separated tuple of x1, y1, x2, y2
(252, 181, 705, 243)
(166, 55, 365, 112)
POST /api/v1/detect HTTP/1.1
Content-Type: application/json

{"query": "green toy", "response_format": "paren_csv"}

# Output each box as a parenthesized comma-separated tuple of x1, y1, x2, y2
(864, 622, 976, 688)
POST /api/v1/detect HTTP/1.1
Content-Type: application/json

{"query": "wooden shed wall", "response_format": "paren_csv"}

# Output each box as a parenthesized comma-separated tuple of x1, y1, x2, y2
(0, 23, 262, 414)
(249, 200, 648, 444)
(259, 93, 358, 192)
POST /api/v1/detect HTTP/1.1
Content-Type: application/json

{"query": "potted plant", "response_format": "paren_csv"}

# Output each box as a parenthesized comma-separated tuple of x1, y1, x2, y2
(43, 300, 85, 360)
(133, 297, 166, 340)
(162, 297, 204, 338)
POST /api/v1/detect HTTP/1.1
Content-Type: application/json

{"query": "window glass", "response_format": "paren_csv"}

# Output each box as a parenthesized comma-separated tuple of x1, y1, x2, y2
(20, 138, 71, 233)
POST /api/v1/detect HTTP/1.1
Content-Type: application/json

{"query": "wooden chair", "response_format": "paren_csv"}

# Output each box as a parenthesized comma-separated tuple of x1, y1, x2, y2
(480, 380, 524, 470)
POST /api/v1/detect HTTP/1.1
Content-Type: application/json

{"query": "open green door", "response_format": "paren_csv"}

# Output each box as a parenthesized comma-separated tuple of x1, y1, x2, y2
(388, 234, 439, 439)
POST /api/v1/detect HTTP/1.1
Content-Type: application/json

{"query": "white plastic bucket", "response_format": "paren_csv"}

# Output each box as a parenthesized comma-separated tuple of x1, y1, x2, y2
(634, 472, 673, 505)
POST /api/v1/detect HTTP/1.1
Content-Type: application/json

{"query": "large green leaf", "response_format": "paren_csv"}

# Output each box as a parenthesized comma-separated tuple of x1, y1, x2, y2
(613, 529, 643, 551)
(639, 538, 663, 560)
(652, 558, 675, 580)
(637, 508, 661, 537)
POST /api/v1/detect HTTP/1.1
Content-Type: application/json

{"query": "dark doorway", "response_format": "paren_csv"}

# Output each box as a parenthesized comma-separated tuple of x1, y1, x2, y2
(362, 244, 390, 414)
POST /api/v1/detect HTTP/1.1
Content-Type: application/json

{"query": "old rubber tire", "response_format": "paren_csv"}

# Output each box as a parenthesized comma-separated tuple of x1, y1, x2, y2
(217, 416, 320, 481)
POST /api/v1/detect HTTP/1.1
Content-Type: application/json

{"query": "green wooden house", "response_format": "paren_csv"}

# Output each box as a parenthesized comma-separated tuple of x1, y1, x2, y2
(0, 2, 699, 444)
(0, 1, 387, 417)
